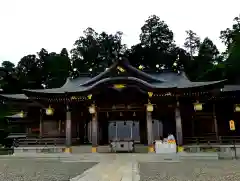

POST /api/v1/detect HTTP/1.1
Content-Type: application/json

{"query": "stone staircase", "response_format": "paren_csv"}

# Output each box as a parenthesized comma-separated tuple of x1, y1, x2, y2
(72, 144, 149, 153)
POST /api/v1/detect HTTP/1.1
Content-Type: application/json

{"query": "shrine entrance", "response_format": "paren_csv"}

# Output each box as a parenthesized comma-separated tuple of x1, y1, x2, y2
(94, 108, 176, 145)
(97, 110, 144, 145)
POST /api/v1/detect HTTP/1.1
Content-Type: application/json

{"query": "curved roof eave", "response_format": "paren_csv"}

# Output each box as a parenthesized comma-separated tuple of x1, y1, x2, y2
(23, 77, 177, 95)
(0, 94, 29, 100)
(22, 78, 226, 96)
(177, 79, 226, 89)
(222, 85, 240, 92)
(81, 61, 164, 86)
(82, 77, 176, 91)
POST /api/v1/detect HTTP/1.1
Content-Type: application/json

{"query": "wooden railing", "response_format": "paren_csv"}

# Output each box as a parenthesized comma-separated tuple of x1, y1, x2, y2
(184, 136, 240, 145)
(16, 137, 79, 147)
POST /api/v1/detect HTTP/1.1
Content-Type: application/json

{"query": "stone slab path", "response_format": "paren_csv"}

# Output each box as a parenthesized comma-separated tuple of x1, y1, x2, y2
(70, 154, 140, 181)
(69, 153, 180, 181)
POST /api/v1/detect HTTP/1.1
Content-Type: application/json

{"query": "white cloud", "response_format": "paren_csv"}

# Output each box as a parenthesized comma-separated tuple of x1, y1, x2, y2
(0, 0, 239, 64)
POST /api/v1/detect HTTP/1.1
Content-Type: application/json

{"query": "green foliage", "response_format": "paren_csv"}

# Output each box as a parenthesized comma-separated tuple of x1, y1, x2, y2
(184, 30, 200, 58)
(1, 14, 240, 91)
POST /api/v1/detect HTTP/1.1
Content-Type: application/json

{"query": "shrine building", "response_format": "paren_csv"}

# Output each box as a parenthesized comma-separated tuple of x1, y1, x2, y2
(2, 58, 240, 153)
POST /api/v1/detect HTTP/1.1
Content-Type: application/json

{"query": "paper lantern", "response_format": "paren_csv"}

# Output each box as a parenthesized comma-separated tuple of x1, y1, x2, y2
(229, 120, 235, 131)
(89, 104, 96, 114)
(146, 103, 154, 112)
(117, 66, 125, 72)
(148, 92, 153, 98)
(19, 111, 24, 118)
(87, 94, 92, 100)
(113, 84, 125, 89)
(46, 106, 54, 115)
(138, 65, 144, 70)
(235, 104, 240, 112)
(193, 102, 203, 111)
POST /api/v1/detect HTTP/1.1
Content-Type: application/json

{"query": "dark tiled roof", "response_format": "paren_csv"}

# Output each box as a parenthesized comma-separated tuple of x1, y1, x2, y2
(22, 59, 225, 95)
(0, 94, 28, 100)
(5, 113, 25, 119)
(149, 72, 225, 89)
(222, 85, 240, 92)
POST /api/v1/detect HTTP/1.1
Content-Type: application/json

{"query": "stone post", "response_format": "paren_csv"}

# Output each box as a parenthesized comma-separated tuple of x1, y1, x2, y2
(213, 103, 219, 141)
(91, 112, 98, 153)
(146, 111, 154, 153)
(39, 109, 43, 137)
(65, 104, 72, 153)
(175, 101, 183, 146)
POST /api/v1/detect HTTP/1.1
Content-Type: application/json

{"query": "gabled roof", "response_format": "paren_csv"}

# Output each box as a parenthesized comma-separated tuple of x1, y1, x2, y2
(0, 94, 28, 100)
(22, 58, 226, 95)
(5, 113, 26, 119)
(222, 85, 240, 92)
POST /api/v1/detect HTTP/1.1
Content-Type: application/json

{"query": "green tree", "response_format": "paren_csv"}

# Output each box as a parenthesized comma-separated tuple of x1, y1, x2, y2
(220, 15, 240, 51)
(140, 15, 174, 50)
(16, 54, 42, 90)
(0, 61, 17, 93)
(224, 32, 240, 83)
(44, 48, 72, 88)
(198, 37, 219, 61)
(129, 15, 176, 71)
(71, 28, 126, 74)
(184, 30, 200, 59)
(193, 37, 224, 81)
(1, 61, 15, 72)
(71, 27, 99, 74)
(98, 31, 127, 69)
(220, 15, 240, 83)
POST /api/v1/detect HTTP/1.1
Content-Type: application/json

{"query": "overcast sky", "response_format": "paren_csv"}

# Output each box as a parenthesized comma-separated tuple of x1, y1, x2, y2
(0, 0, 239, 64)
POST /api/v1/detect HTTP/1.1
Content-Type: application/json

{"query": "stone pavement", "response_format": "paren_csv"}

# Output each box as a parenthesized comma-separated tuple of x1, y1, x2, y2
(1, 153, 240, 181)
(71, 160, 139, 181)
(140, 160, 240, 181)
(70, 153, 180, 181)
(0, 158, 97, 181)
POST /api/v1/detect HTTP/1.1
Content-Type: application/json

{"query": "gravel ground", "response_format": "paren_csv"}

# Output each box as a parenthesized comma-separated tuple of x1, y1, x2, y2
(0, 159, 97, 181)
(140, 160, 240, 181)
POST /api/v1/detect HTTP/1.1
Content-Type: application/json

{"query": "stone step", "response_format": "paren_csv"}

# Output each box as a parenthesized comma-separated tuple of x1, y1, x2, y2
(179, 152, 219, 160)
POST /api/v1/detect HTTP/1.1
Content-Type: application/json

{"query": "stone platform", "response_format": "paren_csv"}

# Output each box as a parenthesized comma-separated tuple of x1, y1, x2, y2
(183, 144, 240, 159)
(14, 146, 65, 154)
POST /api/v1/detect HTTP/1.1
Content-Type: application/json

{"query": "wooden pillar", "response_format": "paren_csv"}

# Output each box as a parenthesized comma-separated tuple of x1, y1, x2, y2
(175, 101, 183, 146)
(146, 111, 154, 152)
(91, 112, 98, 152)
(65, 104, 72, 153)
(213, 103, 219, 140)
(39, 109, 43, 137)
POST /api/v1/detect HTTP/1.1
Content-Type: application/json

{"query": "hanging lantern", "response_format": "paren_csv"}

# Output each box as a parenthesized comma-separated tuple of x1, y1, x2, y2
(113, 84, 125, 89)
(148, 92, 153, 98)
(19, 110, 24, 118)
(117, 66, 125, 72)
(133, 112, 136, 117)
(46, 106, 54, 115)
(193, 101, 203, 111)
(146, 103, 154, 112)
(87, 94, 92, 100)
(138, 65, 144, 70)
(235, 104, 240, 112)
(120, 112, 123, 116)
(89, 104, 96, 114)
(106, 112, 109, 118)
